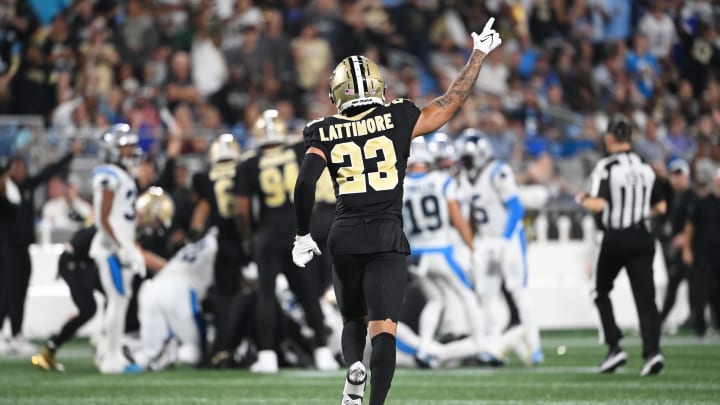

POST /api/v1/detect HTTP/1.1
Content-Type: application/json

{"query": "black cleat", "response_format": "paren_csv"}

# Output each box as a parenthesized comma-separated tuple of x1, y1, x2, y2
(599, 346, 627, 373)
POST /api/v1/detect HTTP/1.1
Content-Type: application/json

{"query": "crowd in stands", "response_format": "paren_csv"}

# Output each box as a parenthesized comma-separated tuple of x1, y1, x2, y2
(0, 0, 719, 206)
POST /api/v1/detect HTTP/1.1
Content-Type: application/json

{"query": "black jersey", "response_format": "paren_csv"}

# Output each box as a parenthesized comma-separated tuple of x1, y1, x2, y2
(192, 162, 241, 241)
(235, 142, 304, 232)
(303, 99, 421, 221)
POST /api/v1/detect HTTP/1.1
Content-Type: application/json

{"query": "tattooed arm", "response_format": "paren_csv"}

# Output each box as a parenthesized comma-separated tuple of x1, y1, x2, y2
(411, 18, 501, 138)
(411, 50, 488, 138)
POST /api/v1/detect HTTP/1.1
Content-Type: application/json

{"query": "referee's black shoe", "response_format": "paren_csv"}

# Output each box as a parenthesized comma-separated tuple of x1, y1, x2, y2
(599, 346, 627, 373)
(640, 352, 664, 376)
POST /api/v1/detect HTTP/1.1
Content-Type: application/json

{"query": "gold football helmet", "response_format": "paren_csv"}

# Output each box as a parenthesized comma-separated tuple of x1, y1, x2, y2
(252, 109, 288, 146)
(136, 186, 175, 229)
(208, 133, 242, 164)
(329, 55, 386, 113)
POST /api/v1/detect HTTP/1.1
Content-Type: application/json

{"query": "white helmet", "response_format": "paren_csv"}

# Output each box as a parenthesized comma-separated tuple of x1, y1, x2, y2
(407, 137, 433, 168)
(426, 132, 456, 162)
(99, 123, 142, 169)
(459, 129, 493, 169)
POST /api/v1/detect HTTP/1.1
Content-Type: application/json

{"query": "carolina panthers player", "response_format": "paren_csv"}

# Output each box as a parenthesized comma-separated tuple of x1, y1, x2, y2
(425, 132, 458, 174)
(454, 134, 543, 365)
(125, 190, 219, 372)
(400, 138, 485, 365)
(89, 124, 146, 373)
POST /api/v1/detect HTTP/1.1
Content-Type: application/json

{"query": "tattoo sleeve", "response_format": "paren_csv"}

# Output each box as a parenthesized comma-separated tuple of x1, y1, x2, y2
(432, 50, 486, 110)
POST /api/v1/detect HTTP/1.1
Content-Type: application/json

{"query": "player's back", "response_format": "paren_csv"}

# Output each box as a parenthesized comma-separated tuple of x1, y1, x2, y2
(303, 99, 421, 254)
(159, 230, 219, 296)
(192, 162, 241, 241)
(470, 161, 519, 238)
(91, 163, 137, 247)
(236, 142, 302, 233)
(303, 99, 419, 220)
(403, 170, 455, 249)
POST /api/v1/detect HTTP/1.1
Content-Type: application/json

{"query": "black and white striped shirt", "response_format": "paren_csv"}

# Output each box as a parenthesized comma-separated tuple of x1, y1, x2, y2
(588, 151, 663, 230)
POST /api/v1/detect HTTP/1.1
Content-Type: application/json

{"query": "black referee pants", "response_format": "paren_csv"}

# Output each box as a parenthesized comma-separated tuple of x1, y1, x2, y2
(593, 226, 661, 358)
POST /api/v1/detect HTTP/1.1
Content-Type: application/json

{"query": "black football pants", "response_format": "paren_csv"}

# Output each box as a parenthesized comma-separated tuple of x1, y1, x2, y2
(593, 227, 661, 358)
(50, 252, 100, 349)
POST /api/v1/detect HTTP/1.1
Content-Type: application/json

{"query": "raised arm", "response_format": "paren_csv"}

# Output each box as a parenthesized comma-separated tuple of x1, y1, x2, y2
(411, 18, 502, 138)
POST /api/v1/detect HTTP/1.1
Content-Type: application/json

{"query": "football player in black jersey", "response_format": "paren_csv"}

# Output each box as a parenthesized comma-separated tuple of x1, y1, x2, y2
(190, 134, 246, 358)
(236, 110, 339, 373)
(292, 19, 502, 405)
(31, 226, 100, 371)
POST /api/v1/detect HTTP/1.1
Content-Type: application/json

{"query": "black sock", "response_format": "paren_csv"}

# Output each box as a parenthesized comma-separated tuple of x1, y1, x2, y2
(369, 333, 396, 405)
(341, 320, 367, 365)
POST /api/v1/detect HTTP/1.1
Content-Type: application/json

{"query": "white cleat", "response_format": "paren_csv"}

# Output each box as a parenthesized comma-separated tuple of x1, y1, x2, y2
(341, 394, 363, 405)
(340, 361, 366, 404)
(250, 350, 278, 374)
(640, 353, 664, 376)
(314, 346, 340, 371)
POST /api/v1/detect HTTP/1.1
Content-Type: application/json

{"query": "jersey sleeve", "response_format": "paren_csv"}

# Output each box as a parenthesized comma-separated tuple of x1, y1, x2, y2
(92, 166, 121, 192)
(441, 174, 459, 200)
(491, 163, 519, 202)
(649, 176, 665, 206)
(303, 119, 330, 161)
(588, 161, 610, 200)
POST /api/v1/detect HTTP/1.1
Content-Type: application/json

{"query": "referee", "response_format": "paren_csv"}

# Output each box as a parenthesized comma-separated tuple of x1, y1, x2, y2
(576, 114, 667, 376)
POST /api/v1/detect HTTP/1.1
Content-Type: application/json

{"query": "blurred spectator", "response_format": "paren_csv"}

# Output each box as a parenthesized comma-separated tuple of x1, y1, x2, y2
(0, 139, 82, 353)
(602, 0, 631, 42)
(677, 17, 720, 97)
(682, 169, 720, 337)
(625, 33, 661, 100)
(28, 0, 71, 26)
(475, 47, 509, 96)
(258, 9, 295, 100)
(117, 0, 159, 68)
(664, 114, 697, 162)
(635, 119, 668, 165)
(165, 51, 203, 111)
(694, 136, 720, 193)
(638, 2, 676, 60)
(41, 173, 92, 233)
(291, 19, 332, 94)
(191, 14, 228, 115)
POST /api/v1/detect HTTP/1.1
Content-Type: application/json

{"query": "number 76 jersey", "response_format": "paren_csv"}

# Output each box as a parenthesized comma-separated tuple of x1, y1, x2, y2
(303, 99, 420, 220)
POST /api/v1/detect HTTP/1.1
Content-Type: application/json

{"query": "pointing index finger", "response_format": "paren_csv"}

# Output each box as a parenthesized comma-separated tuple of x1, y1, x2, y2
(483, 17, 495, 32)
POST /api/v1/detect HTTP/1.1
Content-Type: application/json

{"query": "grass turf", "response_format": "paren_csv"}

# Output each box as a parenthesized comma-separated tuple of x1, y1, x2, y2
(1, 331, 719, 404)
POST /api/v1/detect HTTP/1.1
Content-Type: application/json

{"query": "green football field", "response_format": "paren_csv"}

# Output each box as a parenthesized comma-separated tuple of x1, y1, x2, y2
(1, 331, 719, 405)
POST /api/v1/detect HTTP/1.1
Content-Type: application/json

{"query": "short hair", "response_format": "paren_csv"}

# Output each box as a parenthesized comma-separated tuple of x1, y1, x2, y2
(606, 113, 632, 142)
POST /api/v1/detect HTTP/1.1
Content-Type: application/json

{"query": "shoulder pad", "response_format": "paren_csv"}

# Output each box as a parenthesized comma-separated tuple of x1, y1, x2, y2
(305, 117, 326, 128)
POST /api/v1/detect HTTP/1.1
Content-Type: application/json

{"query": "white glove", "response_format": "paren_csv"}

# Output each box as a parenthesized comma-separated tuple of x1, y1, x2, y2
(472, 17, 502, 54)
(292, 234, 322, 268)
(116, 244, 145, 275)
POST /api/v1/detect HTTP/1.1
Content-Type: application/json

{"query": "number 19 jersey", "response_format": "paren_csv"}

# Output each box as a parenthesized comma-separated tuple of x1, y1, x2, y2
(403, 171, 456, 249)
(303, 99, 420, 221)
